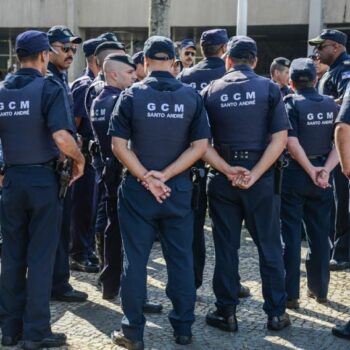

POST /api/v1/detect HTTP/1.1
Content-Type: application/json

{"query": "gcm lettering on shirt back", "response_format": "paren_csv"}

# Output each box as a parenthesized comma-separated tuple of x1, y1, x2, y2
(220, 91, 256, 108)
(306, 112, 334, 126)
(0, 100, 30, 117)
(146, 103, 185, 119)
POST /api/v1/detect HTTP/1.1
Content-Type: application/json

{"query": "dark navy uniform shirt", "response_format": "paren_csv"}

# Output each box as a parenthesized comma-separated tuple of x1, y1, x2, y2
(84, 72, 105, 116)
(281, 84, 293, 97)
(202, 65, 290, 152)
(285, 87, 338, 156)
(178, 57, 226, 92)
(91, 85, 121, 160)
(108, 71, 211, 171)
(48, 61, 76, 133)
(318, 51, 350, 99)
(0, 68, 74, 163)
(71, 68, 95, 139)
(335, 82, 350, 125)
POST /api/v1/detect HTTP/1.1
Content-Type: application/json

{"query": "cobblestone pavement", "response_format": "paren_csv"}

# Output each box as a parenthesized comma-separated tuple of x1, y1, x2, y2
(2, 223, 350, 350)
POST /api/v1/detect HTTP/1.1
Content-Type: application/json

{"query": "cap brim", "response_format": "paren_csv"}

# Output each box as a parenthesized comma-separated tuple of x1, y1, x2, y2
(182, 45, 196, 50)
(308, 37, 325, 46)
(59, 36, 82, 44)
(70, 36, 82, 44)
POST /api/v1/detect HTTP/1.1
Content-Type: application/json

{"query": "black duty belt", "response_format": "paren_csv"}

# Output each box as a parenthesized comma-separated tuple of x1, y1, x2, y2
(229, 150, 263, 161)
(215, 144, 263, 162)
(307, 154, 328, 160)
(5, 159, 57, 170)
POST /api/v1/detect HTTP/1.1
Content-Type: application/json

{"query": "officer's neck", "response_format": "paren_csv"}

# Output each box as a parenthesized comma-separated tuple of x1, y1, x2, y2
(20, 62, 44, 76)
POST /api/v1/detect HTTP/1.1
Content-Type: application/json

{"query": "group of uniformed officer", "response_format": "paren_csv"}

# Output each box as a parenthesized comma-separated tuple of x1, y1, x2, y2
(0, 24, 350, 350)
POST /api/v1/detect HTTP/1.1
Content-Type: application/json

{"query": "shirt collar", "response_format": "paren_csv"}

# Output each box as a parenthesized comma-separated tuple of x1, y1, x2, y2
(330, 51, 349, 70)
(232, 64, 253, 72)
(148, 71, 174, 79)
(15, 68, 43, 77)
(295, 87, 318, 96)
(48, 61, 66, 81)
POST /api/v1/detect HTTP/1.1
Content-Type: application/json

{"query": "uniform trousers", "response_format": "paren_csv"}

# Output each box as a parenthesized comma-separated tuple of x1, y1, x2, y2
(0, 166, 61, 340)
(281, 159, 332, 299)
(207, 163, 286, 317)
(118, 175, 196, 341)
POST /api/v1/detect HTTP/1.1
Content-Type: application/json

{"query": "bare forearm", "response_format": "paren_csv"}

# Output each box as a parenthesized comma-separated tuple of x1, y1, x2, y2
(335, 123, 350, 175)
(52, 130, 84, 163)
(288, 139, 314, 175)
(162, 140, 208, 181)
(112, 142, 147, 180)
(202, 145, 230, 174)
(251, 131, 287, 178)
(324, 147, 339, 173)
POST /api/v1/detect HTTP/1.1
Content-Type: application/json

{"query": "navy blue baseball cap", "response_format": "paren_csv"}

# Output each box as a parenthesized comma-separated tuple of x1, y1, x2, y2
(132, 51, 144, 65)
(98, 32, 119, 42)
(309, 29, 347, 46)
(83, 37, 106, 57)
(289, 58, 316, 83)
(94, 41, 125, 56)
(226, 35, 257, 59)
(105, 54, 136, 69)
(180, 39, 196, 50)
(16, 30, 51, 57)
(144, 36, 176, 60)
(200, 29, 229, 46)
(47, 25, 82, 44)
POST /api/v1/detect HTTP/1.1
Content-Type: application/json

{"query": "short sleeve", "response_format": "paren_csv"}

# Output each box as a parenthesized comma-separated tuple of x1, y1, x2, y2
(335, 82, 350, 125)
(72, 79, 90, 119)
(189, 92, 211, 142)
(268, 82, 292, 134)
(284, 98, 299, 137)
(42, 79, 75, 134)
(108, 89, 133, 140)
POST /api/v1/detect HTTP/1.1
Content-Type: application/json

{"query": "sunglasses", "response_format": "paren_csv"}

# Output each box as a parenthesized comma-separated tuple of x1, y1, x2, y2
(184, 51, 195, 57)
(52, 44, 77, 54)
(316, 43, 334, 51)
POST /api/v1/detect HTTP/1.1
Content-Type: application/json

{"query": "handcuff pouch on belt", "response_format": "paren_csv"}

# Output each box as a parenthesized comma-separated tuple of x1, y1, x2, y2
(274, 153, 289, 195)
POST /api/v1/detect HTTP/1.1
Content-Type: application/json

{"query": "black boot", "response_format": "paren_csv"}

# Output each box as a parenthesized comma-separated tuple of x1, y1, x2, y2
(206, 306, 238, 332)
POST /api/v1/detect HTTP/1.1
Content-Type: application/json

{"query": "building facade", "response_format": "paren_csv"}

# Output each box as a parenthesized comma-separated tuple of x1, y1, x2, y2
(0, 0, 350, 79)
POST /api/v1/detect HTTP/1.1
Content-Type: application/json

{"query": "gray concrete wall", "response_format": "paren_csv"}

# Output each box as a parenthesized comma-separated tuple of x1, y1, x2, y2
(1, 0, 350, 28)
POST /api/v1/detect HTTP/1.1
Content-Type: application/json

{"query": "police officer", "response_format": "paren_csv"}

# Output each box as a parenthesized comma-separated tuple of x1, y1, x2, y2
(0, 30, 84, 349)
(132, 51, 146, 81)
(178, 38, 196, 70)
(270, 57, 292, 97)
(281, 58, 339, 309)
(85, 40, 126, 115)
(84, 40, 126, 272)
(46, 25, 87, 303)
(332, 83, 350, 341)
(201, 36, 291, 332)
(108, 36, 211, 349)
(90, 54, 136, 299)
(69, 37, 105, 273)
(178, 29, 249, 297)
(309, 29, 350, 271)
(178, 29, 228, 291)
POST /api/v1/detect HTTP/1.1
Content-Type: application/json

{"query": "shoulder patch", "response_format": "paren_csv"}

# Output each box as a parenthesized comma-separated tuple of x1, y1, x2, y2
(341, 71, 350, 80)
(283, 93, 294, 102)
